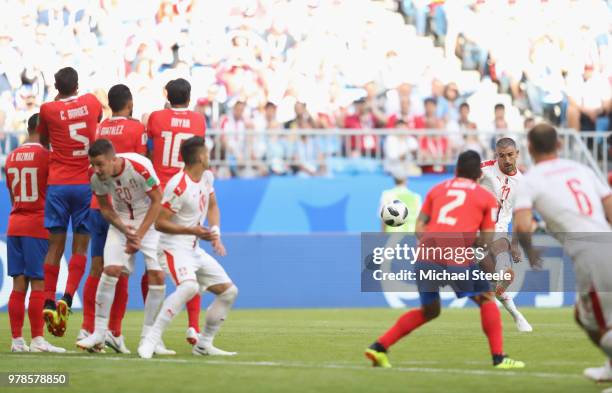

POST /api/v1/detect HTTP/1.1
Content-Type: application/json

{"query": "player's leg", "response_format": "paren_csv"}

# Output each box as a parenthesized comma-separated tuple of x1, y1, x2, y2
(57, 185, 93, 327)
(185, 293, 202, 345)
(191, 250, 238, 356)
(81, 208, 107, 336)
(105, 272, 130, 353)
(139, 230, 175, 355)
(485, 238, 532, 332)
(7, 236, 28, 351)
(42, 185, 71, 334)
(365, 292, 440, 368)
(76, 226, 125, 350)
(577, 289, 612, 382)
(23, 237, 65, 353)
(138, 249, 197, 359)
(471, 292, 524, 368)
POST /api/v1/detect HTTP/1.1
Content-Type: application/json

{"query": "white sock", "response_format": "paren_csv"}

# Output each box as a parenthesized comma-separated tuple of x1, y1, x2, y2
(497, 291, 522, 321)
(94, 273, 119, 337)
(494, 252, 512, 272)
(149, 281, 199, 342)
(142, 284, 165, 338)
(599, 330, 612, 358)
(200, 285, 238, 345)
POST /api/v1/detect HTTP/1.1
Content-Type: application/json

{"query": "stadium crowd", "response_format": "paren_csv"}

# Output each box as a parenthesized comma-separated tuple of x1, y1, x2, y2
(0, 0, 610, 177)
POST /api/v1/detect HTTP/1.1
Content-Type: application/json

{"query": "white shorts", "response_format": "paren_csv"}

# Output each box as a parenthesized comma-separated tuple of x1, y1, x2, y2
(158, 246, 231, 291)
(104, 224, 161, 274)
(574, 246, 612, 332)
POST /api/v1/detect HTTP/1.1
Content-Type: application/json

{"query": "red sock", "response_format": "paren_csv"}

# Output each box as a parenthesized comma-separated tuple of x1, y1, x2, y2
(44, 264, 60, 302)
(141, 274, 148, 302)
(8, 290, 26, 338)
(65, 254, 87, 297)
(82, 276, 99, 333)
(480, 301, 504, 355)
(28, 290, 45, 338)
(186, 293, 201, 332)
(378, 309, 428, 349)
(109, 275, 129, 337)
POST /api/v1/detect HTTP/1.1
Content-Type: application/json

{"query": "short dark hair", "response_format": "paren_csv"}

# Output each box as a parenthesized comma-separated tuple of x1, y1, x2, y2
(107, 84, 132, 113)
(528, 123, 558, 154)
(180, 136, 206, 165)
(265, 101, 277, 109)
(88, 138, 115, 157)
(165, 78, 191, 106)
(27, 113, 39, 134)
(495, 137, 517, 150)
(456, 150, 482, 180)
(54, 67, 78, 95)
(424, 97, 437, 106)
(494, 103, 505, 111)
(459, 102, 470, 110)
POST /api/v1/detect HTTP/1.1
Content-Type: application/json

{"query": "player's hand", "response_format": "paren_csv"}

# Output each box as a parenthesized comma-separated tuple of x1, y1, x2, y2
(125, 239, 140, 254)
(192, 226, 219, 241)
(526, 248, 543, 270)
(510, 242, 522, 263)
(212, 239, 227, 256)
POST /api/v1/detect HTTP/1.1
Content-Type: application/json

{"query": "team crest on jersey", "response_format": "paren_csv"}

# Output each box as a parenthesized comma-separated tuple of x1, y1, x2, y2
(146, 177, 157, 187)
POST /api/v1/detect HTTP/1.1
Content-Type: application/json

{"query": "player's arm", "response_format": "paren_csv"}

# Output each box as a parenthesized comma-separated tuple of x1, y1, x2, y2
(155, 205, 207, 236)
(37, 109, 49, 148)
(512, 208, 541, 268)
(97, 194, 134, 235)
(415, 212, 429, 240)
(207, 192, 226, 256)
(603, 195, 612, 225)
(136, 187, 162, 239)
(4, 165, 14, 205)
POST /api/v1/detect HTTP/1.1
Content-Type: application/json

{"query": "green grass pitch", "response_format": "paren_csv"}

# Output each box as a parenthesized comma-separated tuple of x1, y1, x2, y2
(0, 308, 607, 393)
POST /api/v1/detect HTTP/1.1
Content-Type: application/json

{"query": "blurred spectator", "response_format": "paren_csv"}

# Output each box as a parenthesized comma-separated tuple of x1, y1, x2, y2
(493, 103, 508, 131)
(344, 98, 384, 157)
(523, 117, 536, 131)
(383, 119, 420, 177)
(284, 102, 316, 130)
(567, 65, 611, 132)
(457, 102, 486, 157)
(218, 99, 253, 176)
(423, 98, 444, 129)
(420, 98, 449, 173)
(386, 96, 424, 129)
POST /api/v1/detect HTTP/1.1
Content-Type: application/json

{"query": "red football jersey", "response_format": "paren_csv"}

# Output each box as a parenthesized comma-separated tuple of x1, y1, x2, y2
(147, 108, 206, 187)
(421, 177, 497, 234)
(37, 93, 102, 185)
(5, 143, 50, 239)
(91, 116, 147, 209)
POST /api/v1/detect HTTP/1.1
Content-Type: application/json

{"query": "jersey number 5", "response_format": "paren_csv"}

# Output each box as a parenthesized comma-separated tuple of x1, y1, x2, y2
(437, 189, 466, 226)
(566, 178, 593, 216)
(161, 132, 194, 168)
(7, 167, 39, 202)
(70, 122, 90, 157)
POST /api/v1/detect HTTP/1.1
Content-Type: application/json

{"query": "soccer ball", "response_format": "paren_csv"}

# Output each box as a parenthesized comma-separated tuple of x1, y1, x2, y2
(380, 200, 409, 227)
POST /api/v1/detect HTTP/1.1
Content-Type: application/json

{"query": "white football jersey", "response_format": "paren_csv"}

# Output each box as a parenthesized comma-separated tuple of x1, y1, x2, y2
(160, 169, 215, 249)
(514, 158, 611, 236)
(90, 153, 160, 221)
(480, 159, 523, 232)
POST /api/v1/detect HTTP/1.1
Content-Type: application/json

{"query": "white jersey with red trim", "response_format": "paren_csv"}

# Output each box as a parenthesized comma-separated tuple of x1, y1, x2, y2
(514, 158, 611, 235)
(90, 153, 160, 221)
(480, 159, 523, 232)
(159, 169, 215, 250)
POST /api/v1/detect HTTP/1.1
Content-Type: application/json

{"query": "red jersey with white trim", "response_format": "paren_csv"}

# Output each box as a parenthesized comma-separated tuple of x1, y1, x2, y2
(147, 108, 206, 187)
(160, 169, 215, 250)
(37, 93, 102, 185)
(91, 117, 147, 209)
(514, 158, 611, 234)
(421, 177, 498, 234)
(480, 159, 523, 232)
(90, 153, 160, 221)
(5, 143, 50, 239)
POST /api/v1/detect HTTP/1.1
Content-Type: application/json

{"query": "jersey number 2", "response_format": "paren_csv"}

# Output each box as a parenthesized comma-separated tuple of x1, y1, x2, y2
(566, 178, 593, 216)
(161, 132, 193, 168)
(7, 167, 38, 202)
(437, 189, 466, 226)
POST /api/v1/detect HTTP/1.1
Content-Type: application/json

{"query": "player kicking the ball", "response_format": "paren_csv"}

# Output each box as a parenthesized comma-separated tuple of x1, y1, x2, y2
(365, 150, 525, 369)
(479, 138, 532, 332)
(76, 139, 170, 353)
(138, 136, 238, 359)
(513, 124, 612, 384)
(6, 114, 65, 353)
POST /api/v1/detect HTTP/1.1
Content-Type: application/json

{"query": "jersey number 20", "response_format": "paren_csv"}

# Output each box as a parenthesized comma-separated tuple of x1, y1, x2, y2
(7, 167, 38, 202)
